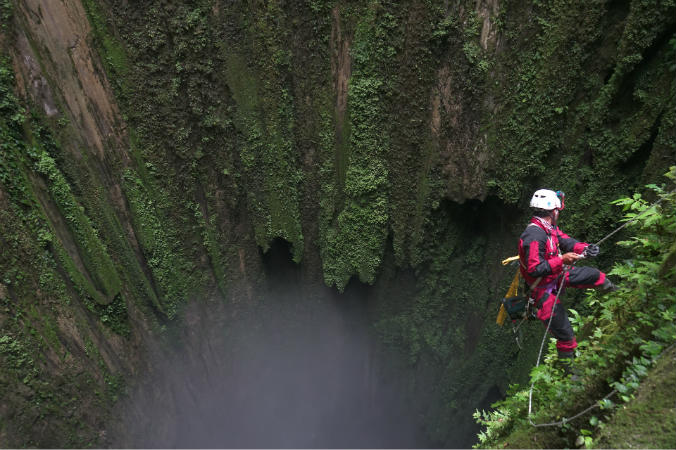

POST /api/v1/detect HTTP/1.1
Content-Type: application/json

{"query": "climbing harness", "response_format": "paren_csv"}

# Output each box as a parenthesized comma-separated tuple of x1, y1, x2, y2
(524, 190, 675, 428)
(496, 220, 556, 342)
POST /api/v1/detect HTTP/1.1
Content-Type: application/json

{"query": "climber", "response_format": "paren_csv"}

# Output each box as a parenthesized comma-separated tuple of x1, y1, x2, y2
(518, 189, 616, 372)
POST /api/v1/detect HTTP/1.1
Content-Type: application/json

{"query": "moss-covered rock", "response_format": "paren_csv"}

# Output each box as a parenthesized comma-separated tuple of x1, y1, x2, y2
(1, 0, 674, 446)
(593, 345, 676, 449)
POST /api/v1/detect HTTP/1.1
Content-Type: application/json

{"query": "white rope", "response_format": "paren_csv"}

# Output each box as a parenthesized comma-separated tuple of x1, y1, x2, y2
(526, 190, 674, 427)
(530, 389, 618, 428)
(527, 274, 565, 426)
(528, 342, 676, 427)
(593, 188, 674, 247)
(527, 271, 620, 427)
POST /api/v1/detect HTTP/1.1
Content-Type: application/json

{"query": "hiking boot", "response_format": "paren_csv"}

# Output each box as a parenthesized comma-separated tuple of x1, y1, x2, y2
(600, 279, 619, 293)
(557, 350, 582, 381)
(556, 350, 576, 376)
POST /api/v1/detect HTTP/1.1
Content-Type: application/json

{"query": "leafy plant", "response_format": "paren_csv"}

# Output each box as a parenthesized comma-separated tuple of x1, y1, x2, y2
(474, 169, 676, 448)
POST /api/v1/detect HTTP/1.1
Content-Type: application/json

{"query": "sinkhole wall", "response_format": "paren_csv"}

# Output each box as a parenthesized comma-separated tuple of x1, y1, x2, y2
(0, 0, 674, 447)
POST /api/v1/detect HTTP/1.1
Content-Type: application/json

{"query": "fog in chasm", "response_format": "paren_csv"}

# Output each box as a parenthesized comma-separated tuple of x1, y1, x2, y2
(111, 240, 435, 448)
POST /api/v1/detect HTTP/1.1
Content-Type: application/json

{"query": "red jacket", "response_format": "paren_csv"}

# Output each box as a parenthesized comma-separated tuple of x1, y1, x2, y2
(518, 217, 588, 295)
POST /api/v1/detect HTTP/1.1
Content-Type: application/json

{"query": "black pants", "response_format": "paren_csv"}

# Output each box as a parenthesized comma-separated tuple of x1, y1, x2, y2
(536, 266, 605, 352)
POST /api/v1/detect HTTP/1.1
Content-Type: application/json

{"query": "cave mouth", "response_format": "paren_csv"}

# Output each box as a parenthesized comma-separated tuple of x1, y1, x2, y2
(114, 238, 436, 448)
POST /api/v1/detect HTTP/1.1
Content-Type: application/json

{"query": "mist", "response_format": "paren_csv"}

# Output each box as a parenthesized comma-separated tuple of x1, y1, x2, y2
(112, 240, 434, 448)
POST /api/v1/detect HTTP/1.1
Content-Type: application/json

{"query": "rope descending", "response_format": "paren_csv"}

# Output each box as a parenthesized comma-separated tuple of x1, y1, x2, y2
(527, 191, 672, 428)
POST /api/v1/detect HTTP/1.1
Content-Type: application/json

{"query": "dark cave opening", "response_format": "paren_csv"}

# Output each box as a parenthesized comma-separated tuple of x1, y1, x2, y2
(117, 237, 434, 448)
(261, 238, 301, 285)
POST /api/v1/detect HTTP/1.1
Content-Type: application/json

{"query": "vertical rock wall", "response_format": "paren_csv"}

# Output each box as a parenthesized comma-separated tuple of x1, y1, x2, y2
(0, 0, 673, 446)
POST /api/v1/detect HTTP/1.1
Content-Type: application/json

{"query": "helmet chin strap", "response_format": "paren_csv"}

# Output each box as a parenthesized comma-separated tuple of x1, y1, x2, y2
(551, 209, 559, 229)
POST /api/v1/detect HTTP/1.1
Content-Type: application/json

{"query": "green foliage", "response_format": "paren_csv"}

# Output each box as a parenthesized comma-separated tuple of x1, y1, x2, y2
(122, 169, 194, 319)
(0, 334, 38, 384)
(81, 0, 129, 95)
(0, 58, 23, 124)
(486, 0, 676, 241)
(90, 294, 130, 337)
(474, 172, 676, 448)
(321, 2, 397, 290)
(371, 197, 530, 446)
(385, 0, 448, 267)
(1, 56, 129, 331)
(4, 0, 673, 446)
(461, 11, 490, 72)
(83, 336, 126, 404)
(0, 0, 12, 30)
(32, 150, 122, 303)
(234, 2, 305, 262)
(0, 55, 134, 447)
(188, 201, 228, 296)
(106, 0, 306, 273)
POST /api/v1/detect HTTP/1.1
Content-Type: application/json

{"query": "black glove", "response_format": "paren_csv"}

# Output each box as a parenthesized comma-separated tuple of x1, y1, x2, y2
(585, 244, 600, 257)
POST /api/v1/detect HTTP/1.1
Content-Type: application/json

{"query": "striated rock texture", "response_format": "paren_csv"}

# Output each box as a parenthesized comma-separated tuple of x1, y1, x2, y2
(0, 0, 674, 446)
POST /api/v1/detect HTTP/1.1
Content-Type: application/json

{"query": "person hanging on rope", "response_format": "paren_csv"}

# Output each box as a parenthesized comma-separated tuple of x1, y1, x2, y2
(518, 189, 617, 370)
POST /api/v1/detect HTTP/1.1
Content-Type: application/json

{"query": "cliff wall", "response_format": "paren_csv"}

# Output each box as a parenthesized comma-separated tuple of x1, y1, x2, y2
(0, 0, 673, 446)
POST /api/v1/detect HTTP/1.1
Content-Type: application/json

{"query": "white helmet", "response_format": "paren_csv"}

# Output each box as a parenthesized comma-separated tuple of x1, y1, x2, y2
(530, 189, 561, 210)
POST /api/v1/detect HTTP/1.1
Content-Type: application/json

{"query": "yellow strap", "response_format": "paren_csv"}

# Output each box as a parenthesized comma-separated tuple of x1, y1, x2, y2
(501, 255, 520, 266)
(496, 269, 521, 326)
(505, 269, 520, 298)
(496, 304, 508, 326)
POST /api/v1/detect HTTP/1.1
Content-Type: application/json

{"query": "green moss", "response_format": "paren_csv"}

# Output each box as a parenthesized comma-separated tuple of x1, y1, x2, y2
(26, 304, 62, 352)
(385, 1, 448, 267)
(593, 346, 676, 449)
(32, 150, 122, 303)
(371, 197, 531, 446)
(97, 0, 306, 283)
(0, 0, 12, 30)
(122, 169, 194, 319)
(219, 8, 305, 262)
(80, 0, 130, 95)
(487, 0, 676, 240)
(4, 0, 674, 447)
(83, 336, 127, 404)
(1, 57, 131, 331)
(53, 151, 161, 324)
(320, 2, 399, 290)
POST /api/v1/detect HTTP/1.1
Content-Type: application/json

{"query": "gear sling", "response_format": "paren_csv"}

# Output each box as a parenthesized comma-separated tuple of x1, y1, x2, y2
(496, 256, 541, 326)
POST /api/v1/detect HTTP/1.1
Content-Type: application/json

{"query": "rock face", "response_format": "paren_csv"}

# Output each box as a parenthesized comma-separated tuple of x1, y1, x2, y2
(0, 0, 673, 447)
(13, 0, 126, 156)
(431, 64, 490, 202)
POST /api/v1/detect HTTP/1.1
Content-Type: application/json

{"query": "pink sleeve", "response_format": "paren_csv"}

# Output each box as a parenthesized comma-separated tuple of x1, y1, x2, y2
(573, 242, 587, 254)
